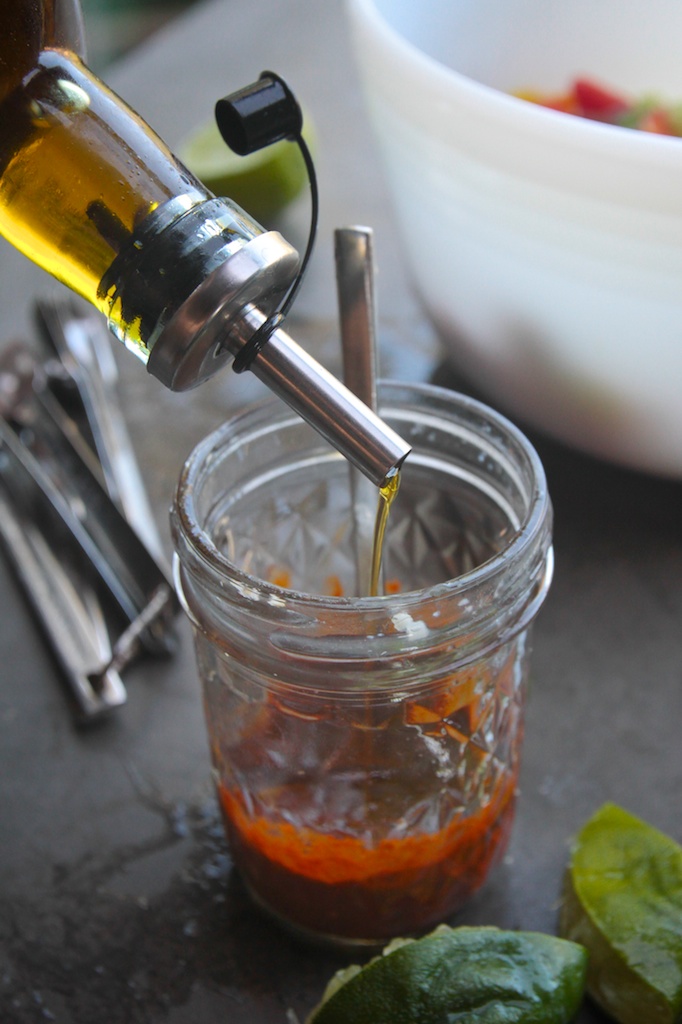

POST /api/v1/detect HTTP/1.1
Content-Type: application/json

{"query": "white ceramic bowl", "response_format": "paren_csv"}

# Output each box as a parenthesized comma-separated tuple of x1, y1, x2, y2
(348, 0, 682, 476)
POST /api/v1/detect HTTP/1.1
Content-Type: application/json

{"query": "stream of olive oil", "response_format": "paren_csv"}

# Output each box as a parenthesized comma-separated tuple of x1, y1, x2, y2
(369, 468, 401, 597)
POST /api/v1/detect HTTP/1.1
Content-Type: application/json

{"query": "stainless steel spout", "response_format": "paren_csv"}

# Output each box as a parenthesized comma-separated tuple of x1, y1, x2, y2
(117, 198, 411, 486)
(227, 305, 410, 488)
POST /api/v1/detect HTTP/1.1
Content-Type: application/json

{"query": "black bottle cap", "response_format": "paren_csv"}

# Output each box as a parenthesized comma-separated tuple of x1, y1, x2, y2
(215, 71, 303, 156)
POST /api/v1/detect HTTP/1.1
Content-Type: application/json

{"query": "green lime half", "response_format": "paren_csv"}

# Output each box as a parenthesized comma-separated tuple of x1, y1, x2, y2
(306, 925, 587, 1024)
(178, 116, 312, 225)
(559, 802, 682, 1024)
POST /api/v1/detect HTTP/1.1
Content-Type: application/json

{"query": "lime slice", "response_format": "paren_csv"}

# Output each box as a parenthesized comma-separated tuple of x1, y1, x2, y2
(559, 802, 682, 1024)
(306, 925, 587, 1024)
(178, 117, 312, 224)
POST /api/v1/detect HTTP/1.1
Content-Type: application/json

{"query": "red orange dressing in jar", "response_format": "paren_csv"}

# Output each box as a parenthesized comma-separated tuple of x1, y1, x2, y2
(214, 648, 522, 943)
(218, 768, 517, 942)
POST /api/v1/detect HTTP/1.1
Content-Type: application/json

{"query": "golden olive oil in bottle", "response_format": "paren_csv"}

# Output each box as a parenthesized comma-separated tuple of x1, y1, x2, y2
(0, 0, 279, 377)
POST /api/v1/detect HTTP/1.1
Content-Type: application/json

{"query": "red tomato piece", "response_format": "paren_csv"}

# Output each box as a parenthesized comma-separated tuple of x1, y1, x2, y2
(573, 77, 630, 119)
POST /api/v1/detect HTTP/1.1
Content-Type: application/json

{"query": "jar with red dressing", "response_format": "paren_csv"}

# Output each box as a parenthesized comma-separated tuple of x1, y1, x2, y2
(171, 381, 553, 948)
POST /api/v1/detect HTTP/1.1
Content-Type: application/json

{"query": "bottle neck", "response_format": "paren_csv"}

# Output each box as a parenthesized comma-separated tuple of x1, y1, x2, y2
(43, 0, 86, 56)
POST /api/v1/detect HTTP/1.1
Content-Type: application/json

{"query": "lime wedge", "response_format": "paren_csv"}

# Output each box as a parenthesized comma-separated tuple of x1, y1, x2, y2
(178, 117, 312, 224)
(559, 802, 682, 1024)
(306, 925, 587, 1024)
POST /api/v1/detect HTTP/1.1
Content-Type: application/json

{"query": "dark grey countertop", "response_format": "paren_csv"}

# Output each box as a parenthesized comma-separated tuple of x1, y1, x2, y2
(1, 1, 681, 1021)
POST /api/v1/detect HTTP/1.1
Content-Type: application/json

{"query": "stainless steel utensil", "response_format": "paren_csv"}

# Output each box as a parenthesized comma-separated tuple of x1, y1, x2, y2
(335, 226, 381, 596)
(35, 296, 164, 559)
(0, 335, 178, 721)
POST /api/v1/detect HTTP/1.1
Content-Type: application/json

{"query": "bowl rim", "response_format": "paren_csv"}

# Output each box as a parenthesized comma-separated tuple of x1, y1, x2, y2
(348, 0, 682, 171)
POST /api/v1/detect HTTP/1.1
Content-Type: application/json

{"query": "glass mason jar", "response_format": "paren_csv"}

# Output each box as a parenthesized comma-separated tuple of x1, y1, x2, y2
(171, 381, 553, 948)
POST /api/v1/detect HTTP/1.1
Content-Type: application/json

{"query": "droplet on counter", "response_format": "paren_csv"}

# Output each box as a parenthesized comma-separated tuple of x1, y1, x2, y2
(170, 801, 190, 838)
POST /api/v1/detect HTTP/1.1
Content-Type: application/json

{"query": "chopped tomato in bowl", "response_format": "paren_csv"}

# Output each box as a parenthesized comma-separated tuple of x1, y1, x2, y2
(517, 76, 682, 135)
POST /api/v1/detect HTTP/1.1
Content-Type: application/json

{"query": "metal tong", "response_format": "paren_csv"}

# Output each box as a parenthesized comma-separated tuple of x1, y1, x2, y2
(0, 299, 178, 721)
(34, 297, 163, 559)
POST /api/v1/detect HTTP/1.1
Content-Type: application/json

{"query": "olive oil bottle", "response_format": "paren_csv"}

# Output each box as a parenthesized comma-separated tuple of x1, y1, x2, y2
(0, 1, 411, 483)
(1, 0, 293, 384)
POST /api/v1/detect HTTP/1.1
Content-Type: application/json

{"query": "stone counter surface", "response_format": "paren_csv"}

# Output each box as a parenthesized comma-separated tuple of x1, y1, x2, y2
(1, 1, 681, 1021)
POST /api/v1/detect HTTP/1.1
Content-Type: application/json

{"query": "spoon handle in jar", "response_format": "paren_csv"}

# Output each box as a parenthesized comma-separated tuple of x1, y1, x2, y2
(335, 226, 380, 597)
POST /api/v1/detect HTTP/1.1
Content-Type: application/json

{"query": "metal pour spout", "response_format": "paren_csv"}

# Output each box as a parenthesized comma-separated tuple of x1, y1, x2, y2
(131, 202, 411, 488)
(226, 305, 411, 488)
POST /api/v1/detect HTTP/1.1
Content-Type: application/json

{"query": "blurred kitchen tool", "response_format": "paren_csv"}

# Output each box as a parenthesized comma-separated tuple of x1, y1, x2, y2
(0, 335, 178, 721)
(0, 454, 127, 719)
(35, 296, 163, 559)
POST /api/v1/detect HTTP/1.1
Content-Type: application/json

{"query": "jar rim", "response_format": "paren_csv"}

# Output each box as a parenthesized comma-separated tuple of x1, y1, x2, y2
(172, 380, 551, 614)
